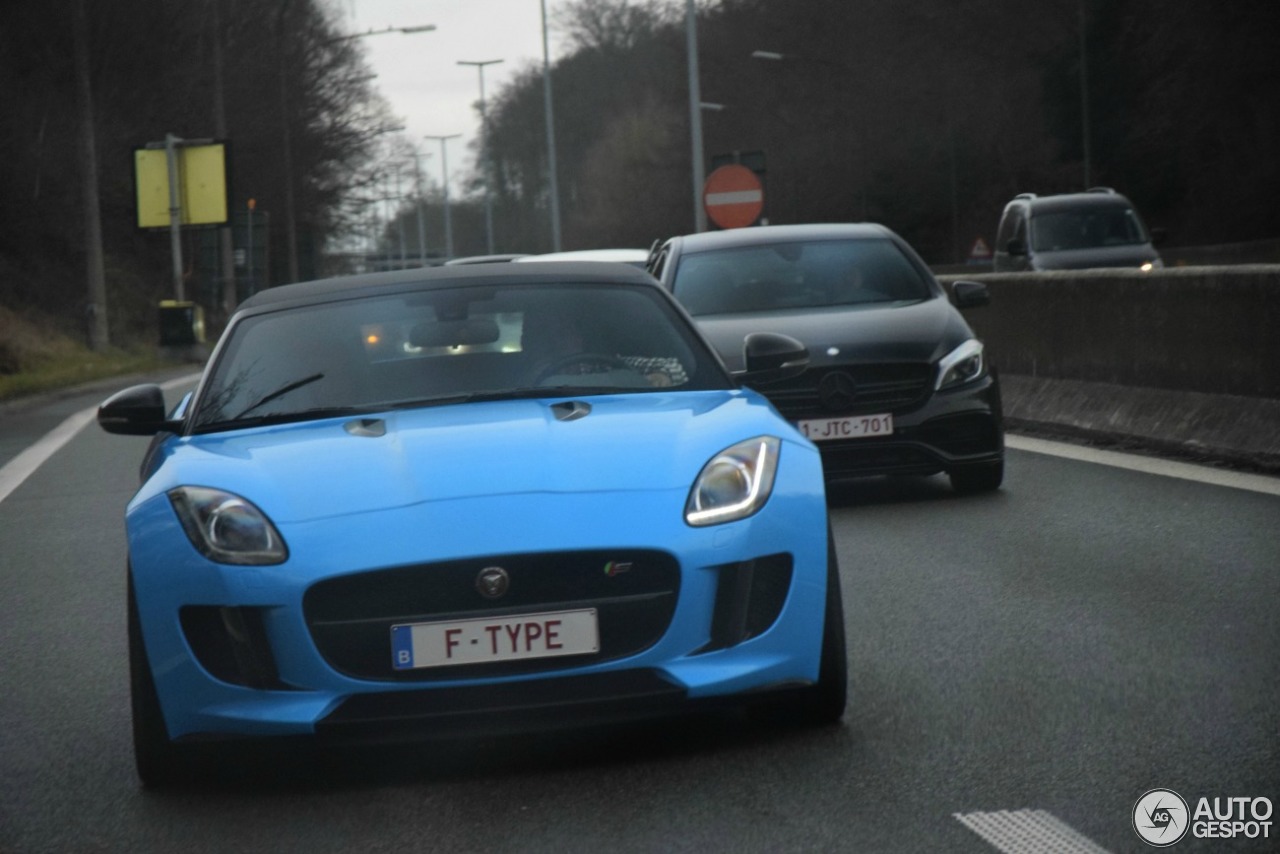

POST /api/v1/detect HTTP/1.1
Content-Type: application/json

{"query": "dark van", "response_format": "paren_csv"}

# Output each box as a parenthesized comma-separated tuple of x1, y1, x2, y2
(993, 188, 1163, 272)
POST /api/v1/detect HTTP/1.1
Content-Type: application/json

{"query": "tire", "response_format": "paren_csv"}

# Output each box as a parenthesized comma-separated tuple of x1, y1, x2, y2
(771, 529, 848, 726)
(128, 570, 193, 788)
(949, 458, 1004, 494)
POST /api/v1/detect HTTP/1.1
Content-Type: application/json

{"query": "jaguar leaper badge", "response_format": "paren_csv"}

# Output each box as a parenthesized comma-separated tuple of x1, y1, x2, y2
(475, 566, 510, 599)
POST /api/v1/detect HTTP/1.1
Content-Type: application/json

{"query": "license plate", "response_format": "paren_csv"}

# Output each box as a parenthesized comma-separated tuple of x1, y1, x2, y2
(391, 608, 599, 670)
(797, 413, 893, 442)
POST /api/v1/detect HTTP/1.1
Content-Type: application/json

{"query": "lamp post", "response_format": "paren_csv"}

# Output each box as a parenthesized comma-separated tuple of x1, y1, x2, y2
(393, 162, 407, 269)
(540, 0, 562, 251)
(412, 150, 432, 265)
(425, 134, 461, 259)
(685, 0, 707, 232)
(1078, 0, 1091, 189)
(458, 59, 504, 254)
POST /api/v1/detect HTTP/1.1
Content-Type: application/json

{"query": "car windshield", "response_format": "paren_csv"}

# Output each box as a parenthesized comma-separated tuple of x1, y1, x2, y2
(192, 281, 723, 431)
(1031, 208, 1148, 251)
(671, 238, 932, 316)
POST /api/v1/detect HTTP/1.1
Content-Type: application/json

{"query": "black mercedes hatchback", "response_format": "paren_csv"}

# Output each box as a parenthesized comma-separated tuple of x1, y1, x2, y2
(647, 223, 1004, 493)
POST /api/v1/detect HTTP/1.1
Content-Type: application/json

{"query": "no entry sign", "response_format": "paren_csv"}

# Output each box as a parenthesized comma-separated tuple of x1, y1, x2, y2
(703, 164, 764, 229)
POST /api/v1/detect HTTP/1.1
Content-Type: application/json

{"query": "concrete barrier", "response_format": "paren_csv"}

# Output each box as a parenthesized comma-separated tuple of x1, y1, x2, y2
(938, 267, 1280, 473)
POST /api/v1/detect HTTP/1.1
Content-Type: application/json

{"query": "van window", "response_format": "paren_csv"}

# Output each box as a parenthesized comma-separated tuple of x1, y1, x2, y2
(1031, 208, 1147, 252)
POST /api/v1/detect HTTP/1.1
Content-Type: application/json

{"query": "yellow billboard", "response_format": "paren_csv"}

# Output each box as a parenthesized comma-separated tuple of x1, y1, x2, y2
(134, 141, 229, 229)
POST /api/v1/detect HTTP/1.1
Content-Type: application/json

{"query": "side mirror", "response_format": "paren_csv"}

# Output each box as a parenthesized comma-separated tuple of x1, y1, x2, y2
(1004, 237, 1027, 256)
(950, 280, 990, 309)
(98, 384, 177, 435)
(736, 332, 809, 385)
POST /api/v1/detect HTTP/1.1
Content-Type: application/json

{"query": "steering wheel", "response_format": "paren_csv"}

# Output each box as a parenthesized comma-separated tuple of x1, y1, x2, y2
(535, 353, 630, 384)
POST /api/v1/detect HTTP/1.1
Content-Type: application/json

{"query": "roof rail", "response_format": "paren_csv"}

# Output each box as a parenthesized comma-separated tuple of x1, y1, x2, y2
(1086, 186, 1116, 194)
(1014, 193, 1037, 200)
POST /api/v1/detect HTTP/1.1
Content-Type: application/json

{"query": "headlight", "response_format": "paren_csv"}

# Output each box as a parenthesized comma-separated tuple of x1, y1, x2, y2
(686, 436, 780, 527)
(168, 486, 288, 565)
(935, 339, 986, 390)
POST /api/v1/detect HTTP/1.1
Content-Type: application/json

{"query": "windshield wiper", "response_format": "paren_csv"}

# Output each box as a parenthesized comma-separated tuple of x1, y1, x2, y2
(230, 373, 326, 420)
(194, 404, 377, 433)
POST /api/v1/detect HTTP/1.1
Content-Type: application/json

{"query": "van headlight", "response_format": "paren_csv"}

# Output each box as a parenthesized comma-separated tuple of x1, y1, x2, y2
(686, 437, 780, 527)
(936, 339, 986, 390)
(168, 486, 288, 565)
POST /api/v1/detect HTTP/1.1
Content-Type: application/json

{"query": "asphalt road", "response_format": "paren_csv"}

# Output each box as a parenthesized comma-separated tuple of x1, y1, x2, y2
(1, 379, 1277, 853)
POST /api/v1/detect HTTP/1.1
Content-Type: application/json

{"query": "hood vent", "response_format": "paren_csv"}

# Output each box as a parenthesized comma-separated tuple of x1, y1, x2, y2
(344, 418, 386, 438)
(550, 400, 592, 422)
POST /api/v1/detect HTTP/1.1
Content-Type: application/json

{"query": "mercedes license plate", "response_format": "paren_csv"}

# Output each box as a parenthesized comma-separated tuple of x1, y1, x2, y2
(797, 413, 893, 442)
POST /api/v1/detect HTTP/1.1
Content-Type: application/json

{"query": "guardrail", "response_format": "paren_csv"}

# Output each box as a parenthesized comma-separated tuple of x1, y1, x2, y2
(938, 267, 1280, 399)
(936, 266, 1280, 472)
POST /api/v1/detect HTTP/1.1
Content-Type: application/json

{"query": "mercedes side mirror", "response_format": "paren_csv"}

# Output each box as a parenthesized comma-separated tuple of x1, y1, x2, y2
(736, 332, 809, 385)
(950, 280, 991, 309)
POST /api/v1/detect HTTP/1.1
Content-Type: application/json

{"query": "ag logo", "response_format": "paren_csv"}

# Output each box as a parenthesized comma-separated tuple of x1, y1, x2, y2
(1133, 789, 1190, 847)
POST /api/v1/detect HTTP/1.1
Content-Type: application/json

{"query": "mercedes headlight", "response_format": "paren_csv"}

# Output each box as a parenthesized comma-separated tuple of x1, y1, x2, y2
(168, 486, 288, 565)
(686, 436, 780, 527)
(935, 339, 986, 391)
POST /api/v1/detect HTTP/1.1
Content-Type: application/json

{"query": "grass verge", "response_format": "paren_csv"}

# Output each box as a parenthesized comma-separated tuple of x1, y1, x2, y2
(0, 306, 183, 403)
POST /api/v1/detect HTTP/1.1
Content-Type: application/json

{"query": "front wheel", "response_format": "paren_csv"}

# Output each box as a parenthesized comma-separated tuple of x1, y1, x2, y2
(768, 529, 848, 726)
(949, 458, 1004, 494)
(128, 570, 195, 788)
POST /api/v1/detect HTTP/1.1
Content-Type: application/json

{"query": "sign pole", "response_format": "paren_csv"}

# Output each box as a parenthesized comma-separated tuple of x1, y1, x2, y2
(246, 199, 256, 297)
(165, 132, 185, 301)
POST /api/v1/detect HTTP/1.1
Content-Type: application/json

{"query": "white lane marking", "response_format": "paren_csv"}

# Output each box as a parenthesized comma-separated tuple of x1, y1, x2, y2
(955, 809, 1112, 853)
(1006, 434, 1280, 497)
(0, 374, 201, 506)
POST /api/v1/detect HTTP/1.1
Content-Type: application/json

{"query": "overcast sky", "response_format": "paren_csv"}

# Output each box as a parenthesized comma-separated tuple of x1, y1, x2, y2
(339, 0, 587, 193)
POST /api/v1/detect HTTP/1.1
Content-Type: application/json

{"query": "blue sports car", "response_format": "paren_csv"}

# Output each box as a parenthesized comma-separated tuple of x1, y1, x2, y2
(99, 262, 846, 786)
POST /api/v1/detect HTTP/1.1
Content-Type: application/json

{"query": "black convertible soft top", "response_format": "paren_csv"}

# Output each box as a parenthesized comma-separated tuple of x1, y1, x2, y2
(235, 260, 661, 317)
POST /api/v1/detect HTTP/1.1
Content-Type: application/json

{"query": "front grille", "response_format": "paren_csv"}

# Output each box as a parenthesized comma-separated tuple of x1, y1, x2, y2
(303, 549, 680, 682)
(760, 364, 934, 418)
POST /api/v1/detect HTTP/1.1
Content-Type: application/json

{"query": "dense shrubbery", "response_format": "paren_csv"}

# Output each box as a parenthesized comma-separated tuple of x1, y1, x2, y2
(2, 0, 1276, 356)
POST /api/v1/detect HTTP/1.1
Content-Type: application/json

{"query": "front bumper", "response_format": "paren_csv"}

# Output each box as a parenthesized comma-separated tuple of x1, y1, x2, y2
(771, 374, 1004, 480)
(126, 444, 831, 742)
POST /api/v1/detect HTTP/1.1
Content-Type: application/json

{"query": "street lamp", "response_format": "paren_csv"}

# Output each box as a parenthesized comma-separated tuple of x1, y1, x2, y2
(411, 149, 432, 265)
(685, 0, 707, 232)
(393, 162, 407, 269)
(458, 59, 504, 254)
(540, 0, 562, 251)
(425, 134, 461, 259)
(325, 24, 437, 45)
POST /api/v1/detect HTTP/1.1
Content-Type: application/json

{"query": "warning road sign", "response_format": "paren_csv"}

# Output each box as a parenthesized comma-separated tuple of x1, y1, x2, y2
(703, 164, 763, 229)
